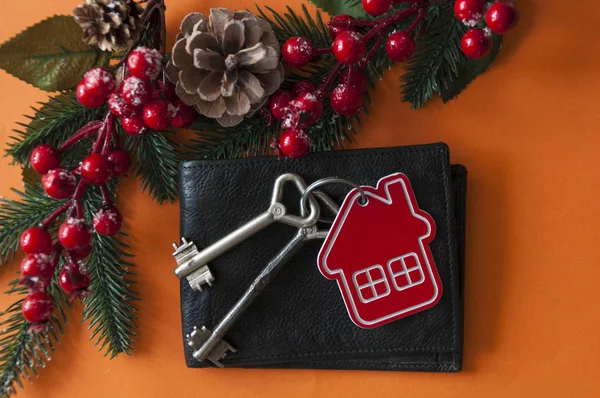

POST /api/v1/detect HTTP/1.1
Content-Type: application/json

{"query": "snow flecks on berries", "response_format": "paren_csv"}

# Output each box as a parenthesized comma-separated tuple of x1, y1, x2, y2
(122, 76, 151, 107)
(84, 68, 116, 90)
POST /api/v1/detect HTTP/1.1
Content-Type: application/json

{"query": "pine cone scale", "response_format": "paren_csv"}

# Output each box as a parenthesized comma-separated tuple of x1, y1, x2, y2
(223, 20, 245, 55)
(193, 49, 225, 72)
(198, 72, 225, 102)
(187, 32, 220, 54)
(238, 71, 265, 102)
(171, 39, 194, 69)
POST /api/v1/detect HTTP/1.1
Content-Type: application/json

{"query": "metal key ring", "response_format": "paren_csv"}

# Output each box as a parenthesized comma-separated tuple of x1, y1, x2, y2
(299, 177, 368, 223)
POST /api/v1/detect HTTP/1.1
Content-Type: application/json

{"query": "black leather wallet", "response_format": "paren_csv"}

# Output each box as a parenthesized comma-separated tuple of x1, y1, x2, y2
(179, 143, 466, 371)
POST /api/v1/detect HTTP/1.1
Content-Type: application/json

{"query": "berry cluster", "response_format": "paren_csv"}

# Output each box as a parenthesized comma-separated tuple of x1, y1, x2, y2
(270, 0, 426, 159)
(77, 47, 197, 133)
(455, 0, 519, 59)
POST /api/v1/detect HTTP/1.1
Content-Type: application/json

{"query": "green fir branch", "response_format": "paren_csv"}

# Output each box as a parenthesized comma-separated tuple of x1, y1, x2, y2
(401, 3, 467, 108)
(0, 187, 68, 266)
(82, 233, 138, 358)
(6, 92, 106, 167)
(0, 277, 68, 398)
(124, 130, 179, 203)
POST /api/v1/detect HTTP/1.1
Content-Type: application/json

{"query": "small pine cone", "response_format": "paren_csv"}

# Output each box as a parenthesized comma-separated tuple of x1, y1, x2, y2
(74, 0, 143, 52)
(166, 9, 284, 127)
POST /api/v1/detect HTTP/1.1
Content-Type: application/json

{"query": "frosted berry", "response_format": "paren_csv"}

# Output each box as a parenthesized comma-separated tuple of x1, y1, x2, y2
(59, 262, 91, 299)
(269, 90, 294, 120)
(120, 113, 148, 136)
(282, 37, 314, 68)
(485, 1, 518, 34)
(362, 0, 392, 17)
(108, 92, 137, 118)
(127, 47, 163, 80)
(20, 253, 56, 291)
(292, 81, 315, 96)
(290, 92, 323, 126)
(332, 31, 366, 65)
(76, 67, 116, 108)
(22, 292, 54, 325)
(279, 128, 312, 159)
(331, 84, 362, 116)
(68, 245, 92, 261)
(170, 100, 197, 128)
(30, 144, 61, 175)
(454, 0, 485, 26)
(20, 227, 53, 255)
(385, 31, 416, 62)
(120, 76, 153, 107)
(42, 169, 76, 199)
(108, 150, 131, 177)
(329, 14, 355, 39)
(93, 206, 123, 236)
(461, 28, 492, 59)
(80, 153, 112, 185)
(143, 99, 173, 130)
(340, 68, 368, 93)
(58, 218, 92, 251)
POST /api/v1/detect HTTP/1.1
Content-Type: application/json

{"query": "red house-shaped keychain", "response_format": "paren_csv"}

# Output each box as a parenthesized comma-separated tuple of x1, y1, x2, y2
(318, 173, 443, 329)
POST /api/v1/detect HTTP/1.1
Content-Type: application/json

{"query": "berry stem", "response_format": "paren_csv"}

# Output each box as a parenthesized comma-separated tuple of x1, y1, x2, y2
(39, 200, 73, 229)
(316, 62, 343, 97)
(91, 116, 110, 154)
(100, 184, 112, 205)
(59, 121, 103, 151)
(327, 19, 378, 28)
(358, 34, 386, 70)
(363, 6, 419, 42)
(101, 115, 115, 156)
(406, 9, 426, 33)
(314, 48, 333, 56)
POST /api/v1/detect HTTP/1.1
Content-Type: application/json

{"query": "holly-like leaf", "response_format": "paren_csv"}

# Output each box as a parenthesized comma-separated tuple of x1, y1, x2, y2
(309, 0, 370, 19)
(440, 34, 503, 103)
(0, 15, 111, 92)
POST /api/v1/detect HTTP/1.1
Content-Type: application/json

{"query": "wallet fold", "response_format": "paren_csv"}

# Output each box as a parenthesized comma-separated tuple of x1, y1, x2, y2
(179, 143, 466, 372)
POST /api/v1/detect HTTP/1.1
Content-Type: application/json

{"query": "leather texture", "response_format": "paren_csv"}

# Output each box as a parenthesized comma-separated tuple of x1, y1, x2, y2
(178, 143, 467, 371)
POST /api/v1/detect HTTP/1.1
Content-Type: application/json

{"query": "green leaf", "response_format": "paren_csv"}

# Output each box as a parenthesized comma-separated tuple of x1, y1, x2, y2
(0, 15, 110, 92)
(440, 34, 503, 103)
(309, 0, 370, 19)
(6, 92, 106, 167)
(401, 4, 467, 108)
(124, 130, 179, 203)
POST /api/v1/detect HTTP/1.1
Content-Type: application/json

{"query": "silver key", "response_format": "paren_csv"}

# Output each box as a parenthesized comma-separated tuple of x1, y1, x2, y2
(173, 173, 320, 291)
(187, 192, 339, 367)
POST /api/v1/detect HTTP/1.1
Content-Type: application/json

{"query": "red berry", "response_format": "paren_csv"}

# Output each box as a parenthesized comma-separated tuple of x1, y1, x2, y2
(120, 76, 153, 107)
(76, 67, 116, 108)
(461, 28, 492, 59)
(290, 92, 323, 126)
(68, 245, 92, 261)
(454, 0, 485, 26)
(332, 31, 366, 65)
(22, 292, 54, 324)
(330, 84, 363, 116)
(329, 14, 355, 39)
(385, 31, 416, 62)
(30, 144, 60, 175)
(485, 1, 518, 34)
(155, 79, 177, 100)
(362, 0, 392, 17)
(120, 113, 148, 136)
(41, 169, 76, 199)
(269, 90, 294, 120)
(278, 128, 312, 159)
(127, 47, 163, 80)
(170, 100, 197, 128)
(340, 68, 368, 92)
(108, 92, 137, 118)
(20, 227, 53, 255)
(59, 263, 90, 298)
(292, 81, 315, 96)
(20, 253, 56, 291)
(282, 37, 314, 68)
(80, 153, 112, 185)
(93, 206, 123, 236)
(58, 218, 92, 251)
(108, 150, 131, 177)
(143, 99, 173, 130)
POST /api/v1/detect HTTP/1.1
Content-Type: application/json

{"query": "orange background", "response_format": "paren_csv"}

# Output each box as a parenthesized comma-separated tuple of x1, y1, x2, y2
(1, 0, 599, 396)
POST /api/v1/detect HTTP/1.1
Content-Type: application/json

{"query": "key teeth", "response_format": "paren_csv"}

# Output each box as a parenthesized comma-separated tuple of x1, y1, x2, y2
(172, 237, 201, 267)
(188, 326, 236, 368)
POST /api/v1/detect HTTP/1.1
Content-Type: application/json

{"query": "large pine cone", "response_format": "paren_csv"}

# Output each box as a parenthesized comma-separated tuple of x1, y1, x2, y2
(74, 0, 143, 52)
(167, 9, 284, 127)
